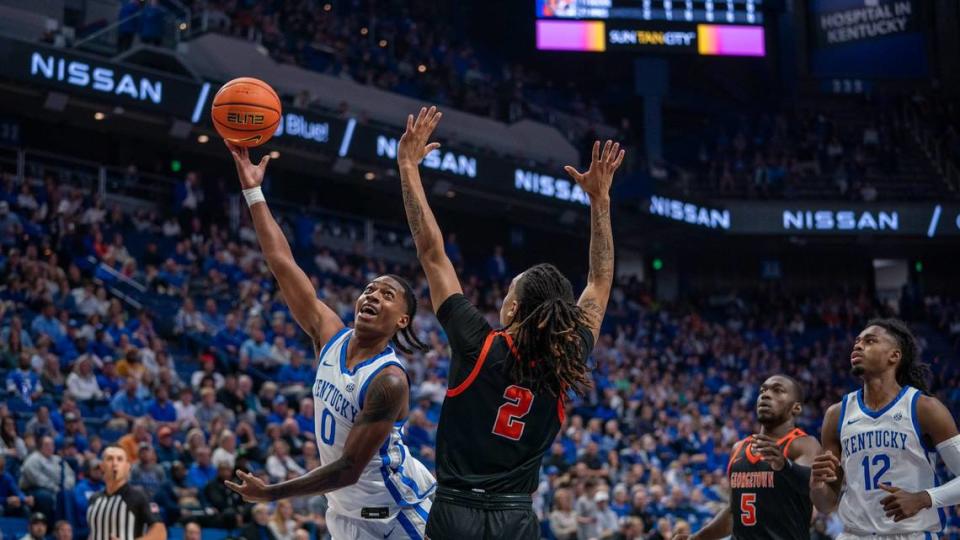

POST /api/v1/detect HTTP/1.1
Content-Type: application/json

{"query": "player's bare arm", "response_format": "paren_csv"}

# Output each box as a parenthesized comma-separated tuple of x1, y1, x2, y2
(397, 106, 463, 312)
(226, 142, 345, 348)
(226, 367, 408, 502)
(810, 402, 843, 513)
(752, 433, 821, 471)
(677, 507, 732, 540)
(564, 140, 624, 342)
(136, 522, 167, 540)
(880, 394, 960, 521)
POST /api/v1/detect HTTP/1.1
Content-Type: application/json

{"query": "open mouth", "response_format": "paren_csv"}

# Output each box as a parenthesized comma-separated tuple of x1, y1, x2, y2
(359, 304, 378, 317)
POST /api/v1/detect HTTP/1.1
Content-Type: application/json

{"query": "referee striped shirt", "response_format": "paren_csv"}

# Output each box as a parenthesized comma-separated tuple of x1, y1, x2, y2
(87, 483, 162, 540)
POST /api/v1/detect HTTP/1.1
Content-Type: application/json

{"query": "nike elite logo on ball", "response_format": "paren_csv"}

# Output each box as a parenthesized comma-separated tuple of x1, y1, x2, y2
(226, 112, 266, 125)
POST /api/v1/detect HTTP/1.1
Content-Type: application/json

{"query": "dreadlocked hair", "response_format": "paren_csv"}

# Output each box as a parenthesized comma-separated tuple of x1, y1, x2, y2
(510, 263, 592, 397)
(866, 318, 931, 394)
(384, 274, 429, 355)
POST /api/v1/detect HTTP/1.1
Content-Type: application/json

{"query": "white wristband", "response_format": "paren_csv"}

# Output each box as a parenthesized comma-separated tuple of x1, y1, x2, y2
(242, 186, 265, 207)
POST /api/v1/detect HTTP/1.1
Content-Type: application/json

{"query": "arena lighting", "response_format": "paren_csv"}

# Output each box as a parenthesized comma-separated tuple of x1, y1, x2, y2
(652, 258, 664, 271)
(170, 160, 182, 173)
(915, 261, 924, 273)
(364, 171, 376, 181)
(379, 40, 388, 48)
(360, 27, 368, 35)
(197, 134, 209, 144)
(269, 151, 280, 159)
(323, 3, 331, 11)
(93, 112, 105, 121)
(418, 64, 427, 73)
(445, 190, 456, 198)
(178, 22, 187, 31)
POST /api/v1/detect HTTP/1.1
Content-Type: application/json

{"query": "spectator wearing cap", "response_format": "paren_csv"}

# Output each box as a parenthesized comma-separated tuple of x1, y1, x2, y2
(267, 395, 290, 425)
(20, 512, 47, 540)
(549, 488, 577, 540)
(73, 459, 104, 531)
(0, 454, 34, 517)
(155, 426, 180, 465)
(186, 446, 216, 489)
(147, 385, 177, 425)
(66, 355, 104, 402)
(130, 444, 166, 494)
(55, 412, 88, 454)
(19, 436, 74, 526)
(110, 377, 146, 428)
(591, 490, 618, 540)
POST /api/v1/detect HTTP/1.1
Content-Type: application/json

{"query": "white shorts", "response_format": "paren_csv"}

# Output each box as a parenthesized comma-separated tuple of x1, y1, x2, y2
(326, 500, 431, 540)
(837, 532, 938, 540)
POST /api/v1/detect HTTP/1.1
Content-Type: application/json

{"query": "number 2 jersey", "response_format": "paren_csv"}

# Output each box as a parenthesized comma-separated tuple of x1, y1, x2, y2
(837, 385, 944, 535)
(727, 428, 812, 540)
(434, 294, 595, 494)
(313, 328, 435, 518)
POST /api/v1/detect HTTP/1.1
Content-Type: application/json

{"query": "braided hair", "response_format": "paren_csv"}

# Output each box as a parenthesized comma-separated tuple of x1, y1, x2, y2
(866, 318, 931, 394)
(510, 263, 592, 397)
(384, 274, 429, 355)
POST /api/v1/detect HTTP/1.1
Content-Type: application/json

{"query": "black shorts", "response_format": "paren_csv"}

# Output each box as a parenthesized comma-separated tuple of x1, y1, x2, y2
(425, 486, 539, 540)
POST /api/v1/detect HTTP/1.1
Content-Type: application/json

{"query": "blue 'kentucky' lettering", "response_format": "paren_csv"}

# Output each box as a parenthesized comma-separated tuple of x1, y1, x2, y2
(842, 430, 909, 458)
(313, 379, 358, 423)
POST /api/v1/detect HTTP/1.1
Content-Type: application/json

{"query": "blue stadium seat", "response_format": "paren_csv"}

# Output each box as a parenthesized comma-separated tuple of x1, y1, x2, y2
(0, 516, 29, 539)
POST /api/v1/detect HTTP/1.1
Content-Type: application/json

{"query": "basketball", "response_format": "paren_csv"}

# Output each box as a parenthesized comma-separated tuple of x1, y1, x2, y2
(211, 77, 282, 147)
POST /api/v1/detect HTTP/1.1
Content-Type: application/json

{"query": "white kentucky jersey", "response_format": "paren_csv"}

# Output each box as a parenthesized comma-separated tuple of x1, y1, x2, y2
(312, 328, 436, 520)
(837, 386, 945, 535)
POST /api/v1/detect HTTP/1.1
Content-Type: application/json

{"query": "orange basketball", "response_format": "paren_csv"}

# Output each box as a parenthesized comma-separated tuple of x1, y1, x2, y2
(211, 77, 282, 147)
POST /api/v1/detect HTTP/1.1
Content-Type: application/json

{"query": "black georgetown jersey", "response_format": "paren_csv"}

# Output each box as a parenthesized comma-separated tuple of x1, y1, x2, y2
(87, 483, 162, 540)
(727, 428, 812, 540)
(435, 294, 594, 494)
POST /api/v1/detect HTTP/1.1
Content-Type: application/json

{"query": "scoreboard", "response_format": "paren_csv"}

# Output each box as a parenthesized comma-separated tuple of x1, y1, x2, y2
(535, 0, 766, 56)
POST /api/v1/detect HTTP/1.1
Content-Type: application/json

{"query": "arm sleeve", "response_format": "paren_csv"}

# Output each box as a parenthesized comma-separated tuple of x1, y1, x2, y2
(132, 488, 162, 527)
(926, 435, 960, 508)
(436, 294, 493, 387)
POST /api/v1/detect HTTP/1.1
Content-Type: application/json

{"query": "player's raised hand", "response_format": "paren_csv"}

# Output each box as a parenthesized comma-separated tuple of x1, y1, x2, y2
(879, 484, 933, 522)
(398, 106, 442, 167)
(810, 450, 840, 487)
(751, 434, 786, 471)
(563, 140, 625, 201)
(225, 141, 270, 190)
(225, 470, 274, 503)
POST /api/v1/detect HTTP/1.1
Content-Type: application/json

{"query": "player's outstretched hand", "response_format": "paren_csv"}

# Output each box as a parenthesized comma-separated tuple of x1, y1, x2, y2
(751, 434, 785, 471)
(563, 140, 625, 201)
(879, 484, 933, 522)
(225, 141, 271, 190)
(225, 469, 274, 503)
(810, 450, 840, 487)
(398, 105, 442, 167)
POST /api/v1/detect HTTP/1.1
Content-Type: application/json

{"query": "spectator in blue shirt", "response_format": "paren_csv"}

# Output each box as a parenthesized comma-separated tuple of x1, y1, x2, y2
(96, 359, 122, 397)
(293, 398, 314, 441)
(239, 329, 272, 369)
(0, 454, 33, 517)
(116, 0, 140, 51)
(266, 396, 289, 426)
(30, 303, 65, 343)
(139, 0, 166, 46)
(213, 313, 245, 358)
(110, 377, 146, 425)
(276, 350, 312, 392)
(6, 354, 42, 405)
(148, 386, 177, 424)
(55, 413, 88, 454)
(186, 446, 216, 489)
(72, 459, 103, 530)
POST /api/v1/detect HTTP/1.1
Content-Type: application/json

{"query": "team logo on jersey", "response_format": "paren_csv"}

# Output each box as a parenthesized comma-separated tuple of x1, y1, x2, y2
(346, 383, 356, 392)
(893, 412, 903, 422)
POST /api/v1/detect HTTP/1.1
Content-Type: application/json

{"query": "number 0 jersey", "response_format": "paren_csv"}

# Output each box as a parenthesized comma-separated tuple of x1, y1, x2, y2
(434, 294, 595, 494)
(313, 328, 435, 518)
(727, 428, 812, 540)
(837, 386, 944, 535)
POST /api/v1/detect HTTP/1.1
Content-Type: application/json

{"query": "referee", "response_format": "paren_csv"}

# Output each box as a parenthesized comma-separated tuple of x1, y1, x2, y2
(87, 445, 167, 540)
